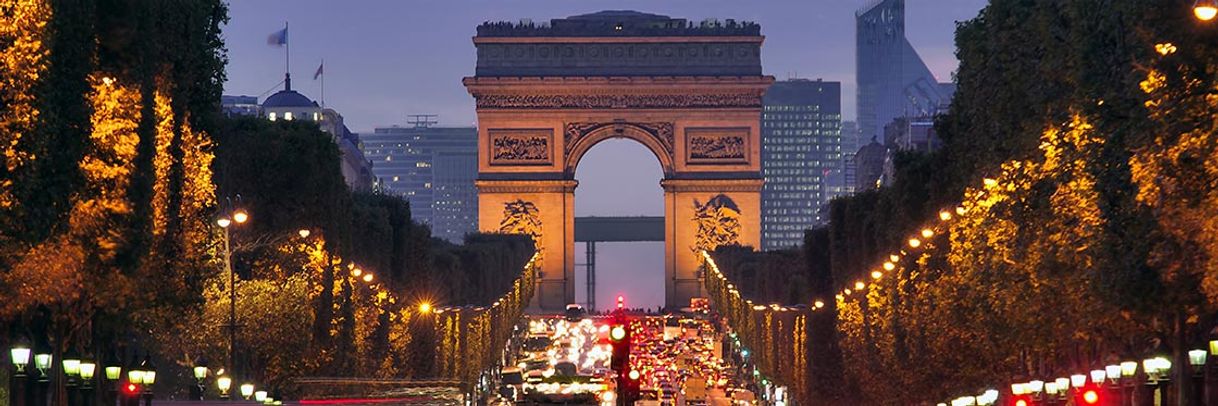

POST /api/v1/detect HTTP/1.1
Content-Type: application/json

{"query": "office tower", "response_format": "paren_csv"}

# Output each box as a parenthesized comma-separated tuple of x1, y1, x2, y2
(761, 79, 841, 250)
(360, 123, 478, 242)
(856, 0, 954, 142)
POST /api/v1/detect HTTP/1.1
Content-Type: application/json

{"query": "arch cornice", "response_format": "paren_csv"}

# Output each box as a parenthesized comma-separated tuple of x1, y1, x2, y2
(563, 122, 676, 177)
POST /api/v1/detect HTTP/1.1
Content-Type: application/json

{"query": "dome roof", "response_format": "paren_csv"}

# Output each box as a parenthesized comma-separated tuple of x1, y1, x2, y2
(262, 90, 316, 108)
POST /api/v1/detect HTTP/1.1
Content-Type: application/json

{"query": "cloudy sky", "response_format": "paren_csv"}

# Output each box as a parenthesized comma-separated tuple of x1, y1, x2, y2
(223, 0, 989, 310)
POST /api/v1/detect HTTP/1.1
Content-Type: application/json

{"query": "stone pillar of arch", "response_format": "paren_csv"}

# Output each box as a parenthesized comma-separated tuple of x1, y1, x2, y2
(466, 13, 773, 311)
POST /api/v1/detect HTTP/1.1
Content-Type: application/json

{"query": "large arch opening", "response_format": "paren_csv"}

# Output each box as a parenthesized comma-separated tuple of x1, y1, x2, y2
(574, 138, 665, 312)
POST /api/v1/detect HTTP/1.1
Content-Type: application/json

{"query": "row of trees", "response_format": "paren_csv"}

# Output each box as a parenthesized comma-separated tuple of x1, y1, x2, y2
(815, 1, 1218, 404)
(0, 1, 537, 400)
(1, 0, 228, 403)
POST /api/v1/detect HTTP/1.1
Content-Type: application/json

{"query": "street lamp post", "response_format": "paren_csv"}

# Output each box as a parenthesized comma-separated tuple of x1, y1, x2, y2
(216, 197, 249, 389)
(1188, 349, 1206, 406)
(216, 375, 232, 401)
(192, 363, 208, 400)
(8, 342, 31, 406)
(103, 358, 121, 406)
(64, 353, 81, 406)
(79, 359, 96, 406)
(33, 350, 52, 406)
(137, 357, 156, 406)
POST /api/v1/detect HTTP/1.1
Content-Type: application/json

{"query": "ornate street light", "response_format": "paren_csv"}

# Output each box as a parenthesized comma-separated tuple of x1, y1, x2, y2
(240, 383, 255, 400)
(193, 365, 208, 381)
(1120, 361, 1137, 379)
(1189, 349, 1207, 373)
(79, 359, 96, 382)
(1090, 369, 1106, 384)
(63, 356, 81, 378)
(10, 344, 31, 374)
(34, 352, 52, 381)
(216, 376, 233, 400)
(254, 390, 268, 402)
(1196, 0, 1218, 21)
(1071, 374, 1087, 389)
(1105, 364, 1121, 384)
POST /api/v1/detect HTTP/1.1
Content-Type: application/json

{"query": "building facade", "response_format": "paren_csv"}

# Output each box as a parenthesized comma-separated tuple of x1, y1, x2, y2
(760, 79, 841, 250)
(856, 0, 954, 142)
(467, 10, 770, 309)
(360, 125, 478, 242)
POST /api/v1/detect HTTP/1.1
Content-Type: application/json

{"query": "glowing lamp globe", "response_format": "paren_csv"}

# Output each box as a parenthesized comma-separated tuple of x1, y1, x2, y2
(240, 383, 255, 399)
(79, 361, 96, 380)
(63, 358, 81, 377)
(1196, 0, 1218, 21)
(105, 366, 121, 381)
(10, 346, 31, 371)
(217, 376, 233, 394)
(193, 365, 208, 380)
(34, 353, 52, 372)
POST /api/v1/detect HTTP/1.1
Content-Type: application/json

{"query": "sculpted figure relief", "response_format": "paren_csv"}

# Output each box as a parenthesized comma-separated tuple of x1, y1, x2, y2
(499, 199, 544, 258)
(490, 130, 551, 164)
(691, 194, 742, 254)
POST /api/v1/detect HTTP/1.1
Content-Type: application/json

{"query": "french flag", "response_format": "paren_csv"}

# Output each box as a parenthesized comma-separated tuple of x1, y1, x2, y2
(266, 27, 287, 46)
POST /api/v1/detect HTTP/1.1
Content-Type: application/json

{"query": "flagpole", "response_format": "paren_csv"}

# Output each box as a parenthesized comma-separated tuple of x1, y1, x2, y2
(321, 59, 325, 110)
(285, 21, 290, 79)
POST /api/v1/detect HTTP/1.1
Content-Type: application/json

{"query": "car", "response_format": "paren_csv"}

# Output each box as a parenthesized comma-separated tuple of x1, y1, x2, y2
(564, 304, 585, 321)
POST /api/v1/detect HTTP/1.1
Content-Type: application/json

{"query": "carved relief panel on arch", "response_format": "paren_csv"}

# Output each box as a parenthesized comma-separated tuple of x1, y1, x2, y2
(489, 129, 552, 166)
(685, 127, 750, 165)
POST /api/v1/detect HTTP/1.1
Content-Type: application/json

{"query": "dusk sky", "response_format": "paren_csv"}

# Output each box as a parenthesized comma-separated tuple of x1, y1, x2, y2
(223, 0, 989, 310)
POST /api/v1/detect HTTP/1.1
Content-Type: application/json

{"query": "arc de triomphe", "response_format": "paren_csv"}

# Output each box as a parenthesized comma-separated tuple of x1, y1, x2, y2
(465, 11, 773, 310)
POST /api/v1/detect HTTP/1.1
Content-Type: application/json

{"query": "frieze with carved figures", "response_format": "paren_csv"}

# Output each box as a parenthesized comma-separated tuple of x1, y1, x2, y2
(686, 127, 749, 164)
(490, 129, 552, 165)
(475, 93, 762, 110)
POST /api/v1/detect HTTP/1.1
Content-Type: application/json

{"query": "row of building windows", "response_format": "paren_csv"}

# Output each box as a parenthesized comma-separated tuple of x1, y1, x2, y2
(764, 105, 826, 112)
(763, 222, 822, 231)
(769, 129, 837, 137)
(267, 111, 321, 122)
(763, 121, 837, 129)
(764, 208, 818, 215)
(762, 113, 835, 121)
(765, 184, 822, 192)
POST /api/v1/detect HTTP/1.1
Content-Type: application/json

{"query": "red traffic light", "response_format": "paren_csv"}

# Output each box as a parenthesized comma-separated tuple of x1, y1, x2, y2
(124, 383, 139, 395)
(1081, 389, 1100, 404)
(610, 325, 627, 342)
(617, 295, 625, 309)
(627, 369, 640, 380)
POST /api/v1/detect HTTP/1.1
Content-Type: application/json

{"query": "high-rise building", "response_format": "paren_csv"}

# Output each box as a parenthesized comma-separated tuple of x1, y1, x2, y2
(839, 120, 860, 196)
(760, 79, 841, 250)
(856, 0, 954, 142)
(360, 124, 478, 242)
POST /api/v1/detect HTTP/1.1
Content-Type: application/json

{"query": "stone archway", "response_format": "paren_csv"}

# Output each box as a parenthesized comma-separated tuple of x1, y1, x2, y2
(466, 11, 773, 311)
(563, 122, 676, 177)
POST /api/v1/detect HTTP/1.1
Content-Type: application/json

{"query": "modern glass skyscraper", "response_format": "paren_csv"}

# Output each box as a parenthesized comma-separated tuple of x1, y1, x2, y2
(361, 125, 478, 242)
(856, 0, 954, 142)
(760, 79, 842, 250)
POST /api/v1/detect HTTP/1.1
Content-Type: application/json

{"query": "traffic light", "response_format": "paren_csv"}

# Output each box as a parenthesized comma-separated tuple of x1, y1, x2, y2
(1078, 387, 1100, 405)
(617, 295, 625, 310)
(1008, 395, 1030, 406)
(621, 369, 641, 405)
(609, 320, 630, 373)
